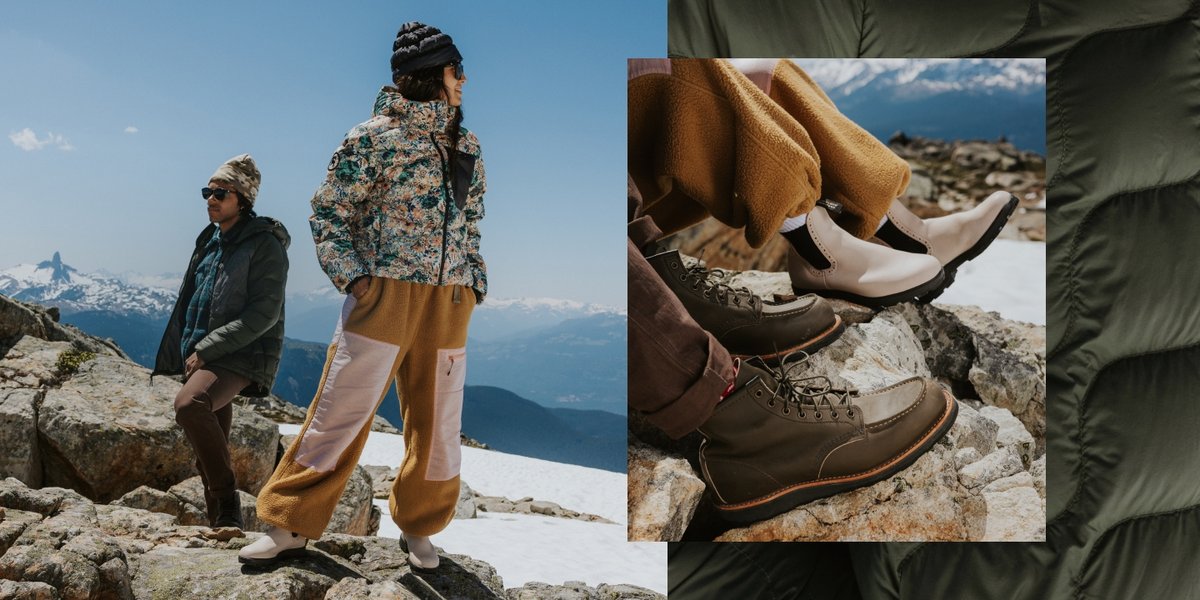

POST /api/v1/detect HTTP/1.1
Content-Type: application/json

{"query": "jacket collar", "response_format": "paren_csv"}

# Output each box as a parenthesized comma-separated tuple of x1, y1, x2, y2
(373, 86, 457, 134)
(193, 216, 290, 250)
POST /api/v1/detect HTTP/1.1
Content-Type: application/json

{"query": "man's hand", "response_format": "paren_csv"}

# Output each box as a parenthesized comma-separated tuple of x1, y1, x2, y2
(184, 353, 205, 378)
(350, 276, 372, 300)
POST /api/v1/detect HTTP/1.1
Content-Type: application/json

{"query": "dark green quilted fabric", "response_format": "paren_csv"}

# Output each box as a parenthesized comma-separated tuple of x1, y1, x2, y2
(669, 1, 1200, 598)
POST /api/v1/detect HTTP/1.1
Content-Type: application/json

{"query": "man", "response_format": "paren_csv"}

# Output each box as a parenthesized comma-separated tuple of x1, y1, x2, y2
(154, 153, 289, 537)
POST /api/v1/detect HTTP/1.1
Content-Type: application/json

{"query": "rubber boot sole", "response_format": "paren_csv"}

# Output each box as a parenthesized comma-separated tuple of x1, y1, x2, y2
(710, 389, 959, 525)
(794, 269, 946, 309)
(237, 544, 309, 565)
(918, 193, 1020, 303)
(731, 315, 846, 366)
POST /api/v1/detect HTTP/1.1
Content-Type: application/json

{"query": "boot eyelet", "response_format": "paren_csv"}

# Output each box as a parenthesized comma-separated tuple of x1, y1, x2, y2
(816, 412, 822, 419)
(798, 411, 805, 418)
(847, 409, 854, 418)
(678, 274, 687, 282)
(670, 261, 679, 269)
(755, 390, 763, 398)
(831, 411, 838, 419)
(782, 406, 790, 415)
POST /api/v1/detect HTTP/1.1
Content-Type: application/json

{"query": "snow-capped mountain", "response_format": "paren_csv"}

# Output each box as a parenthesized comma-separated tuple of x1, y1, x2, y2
(786, 58, 1046, 154)
(478, 297, 625, 317)
(470, 297, 625, 341)
(0, 253, 175, 317)
(791, 58, 1045, 100)
(286, 287, 626, 344)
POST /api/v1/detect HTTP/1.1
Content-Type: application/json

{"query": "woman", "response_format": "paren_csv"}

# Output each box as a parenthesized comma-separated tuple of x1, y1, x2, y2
(153, 154, 290, 537)
(240, 22, 486, 572)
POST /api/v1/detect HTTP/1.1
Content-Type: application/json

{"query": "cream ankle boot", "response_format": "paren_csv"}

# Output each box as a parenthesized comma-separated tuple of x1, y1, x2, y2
(875, 191, 1019, 272)
(401, 532, 440, 572)
(787, 201, 944, 307)
(237, 526, 308, 565)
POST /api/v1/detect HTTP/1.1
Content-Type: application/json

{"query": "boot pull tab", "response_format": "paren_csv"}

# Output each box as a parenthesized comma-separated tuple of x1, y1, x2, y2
(817, 198, 844, 216)
(452, 286, 462, 304)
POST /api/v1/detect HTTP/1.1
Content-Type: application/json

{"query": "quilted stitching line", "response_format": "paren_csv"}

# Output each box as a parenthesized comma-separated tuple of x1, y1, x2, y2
(728, 543, 783, 600)
(1044, 4, 1196, 192)
(1050, 114, 1200, 361)
(1072, 502, 1200, 600)
(963, 0, 1040, 58)
(1052, 339, 1200, 529)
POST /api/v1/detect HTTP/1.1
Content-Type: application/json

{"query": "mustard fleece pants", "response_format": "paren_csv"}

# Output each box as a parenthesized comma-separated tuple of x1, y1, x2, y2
(628, 58, 910, 246)
(256, 278, 475, 539)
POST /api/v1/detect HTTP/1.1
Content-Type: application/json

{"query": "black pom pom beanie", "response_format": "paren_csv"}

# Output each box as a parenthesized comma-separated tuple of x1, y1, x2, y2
(390, 22, 462, 81)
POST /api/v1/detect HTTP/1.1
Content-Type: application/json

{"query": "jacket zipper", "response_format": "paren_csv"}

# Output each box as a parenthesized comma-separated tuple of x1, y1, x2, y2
(434, 133, 451, 286)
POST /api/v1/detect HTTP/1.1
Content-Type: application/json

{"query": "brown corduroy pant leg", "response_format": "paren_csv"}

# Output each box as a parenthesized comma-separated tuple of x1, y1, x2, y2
(628, 176, 735, 439)
(256, 279, 474, 539)
(175, 366, 250, 524)
(628, 58, 910, 245)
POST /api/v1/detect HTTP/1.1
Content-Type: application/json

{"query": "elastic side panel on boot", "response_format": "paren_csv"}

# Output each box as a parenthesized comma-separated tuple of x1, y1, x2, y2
(295, 329, 400, 473)
(874, 220, 928, 254)
(786, 223, 832, 270)
(427, 347, 467, 481)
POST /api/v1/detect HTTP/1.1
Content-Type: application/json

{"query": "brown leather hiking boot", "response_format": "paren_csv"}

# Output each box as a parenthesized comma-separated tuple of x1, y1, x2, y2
(646, 248, 844, 363)
(697, 356, 958, 524)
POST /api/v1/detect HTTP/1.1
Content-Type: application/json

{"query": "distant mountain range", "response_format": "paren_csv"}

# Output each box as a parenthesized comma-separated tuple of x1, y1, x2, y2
(286, 291, 625, 344)
(0, 255, 627, 470)
(791, 58, 1046, 154)
(0, 252, 175, 317)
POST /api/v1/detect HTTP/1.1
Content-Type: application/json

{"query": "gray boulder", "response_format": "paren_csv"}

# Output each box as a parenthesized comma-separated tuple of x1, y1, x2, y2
(0, 388, 42, 486)
(35, 353, 278, 502)
(627, 441, 704, 542)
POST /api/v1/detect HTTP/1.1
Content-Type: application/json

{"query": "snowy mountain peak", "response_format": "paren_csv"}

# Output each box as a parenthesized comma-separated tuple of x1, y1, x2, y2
(479, 297, 625, 316)
(0, 255, 175, 317)
(792, 58, 1045, 100)
(34, 251, 74, 284)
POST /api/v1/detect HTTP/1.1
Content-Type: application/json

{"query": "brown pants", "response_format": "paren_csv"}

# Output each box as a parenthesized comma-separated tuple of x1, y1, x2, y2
(256, 279, 475, 539)
(628, 177, 735, 439)
(628, 58, 909, 245)
(174, 366, 251, 521)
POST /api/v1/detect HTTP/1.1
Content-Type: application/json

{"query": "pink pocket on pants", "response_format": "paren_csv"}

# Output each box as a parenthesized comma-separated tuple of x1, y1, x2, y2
(426, 347, 467, 481)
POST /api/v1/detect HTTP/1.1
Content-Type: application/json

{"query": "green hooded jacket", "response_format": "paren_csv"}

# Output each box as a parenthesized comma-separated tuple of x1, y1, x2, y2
(154, 216, 290, 397)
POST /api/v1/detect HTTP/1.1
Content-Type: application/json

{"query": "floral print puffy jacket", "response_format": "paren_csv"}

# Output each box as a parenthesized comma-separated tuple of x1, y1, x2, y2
(310, 87, 486, 300)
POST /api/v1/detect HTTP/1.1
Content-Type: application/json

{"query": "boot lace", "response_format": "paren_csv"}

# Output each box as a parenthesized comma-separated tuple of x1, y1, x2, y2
(683, 252, 760, 310)
(762, 351, 857, 420)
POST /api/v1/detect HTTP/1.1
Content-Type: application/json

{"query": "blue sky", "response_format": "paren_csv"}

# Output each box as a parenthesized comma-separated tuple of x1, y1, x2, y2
(0, 2, 663, 308)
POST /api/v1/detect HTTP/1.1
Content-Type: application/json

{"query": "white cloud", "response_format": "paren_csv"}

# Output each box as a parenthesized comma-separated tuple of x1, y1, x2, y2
(124, 126, 138, 134)
(8, 128, 74, 151)
(9, 128, 42, 151)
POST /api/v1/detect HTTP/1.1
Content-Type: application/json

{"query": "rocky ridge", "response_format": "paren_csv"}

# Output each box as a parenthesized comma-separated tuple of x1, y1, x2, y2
(0, 294, 662, 599)
(627, 268, 1046, 542)
(665, 135, 1045, 272)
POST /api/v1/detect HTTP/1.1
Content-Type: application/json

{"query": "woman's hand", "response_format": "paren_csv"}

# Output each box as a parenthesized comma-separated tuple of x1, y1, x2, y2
(184, 353, 205, 378)
(350, 276, 372, 300)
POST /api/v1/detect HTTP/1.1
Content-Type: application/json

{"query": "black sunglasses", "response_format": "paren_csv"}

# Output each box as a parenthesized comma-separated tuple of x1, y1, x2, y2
(201, 187, 237, 201)
(449, 61, 464, 80)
